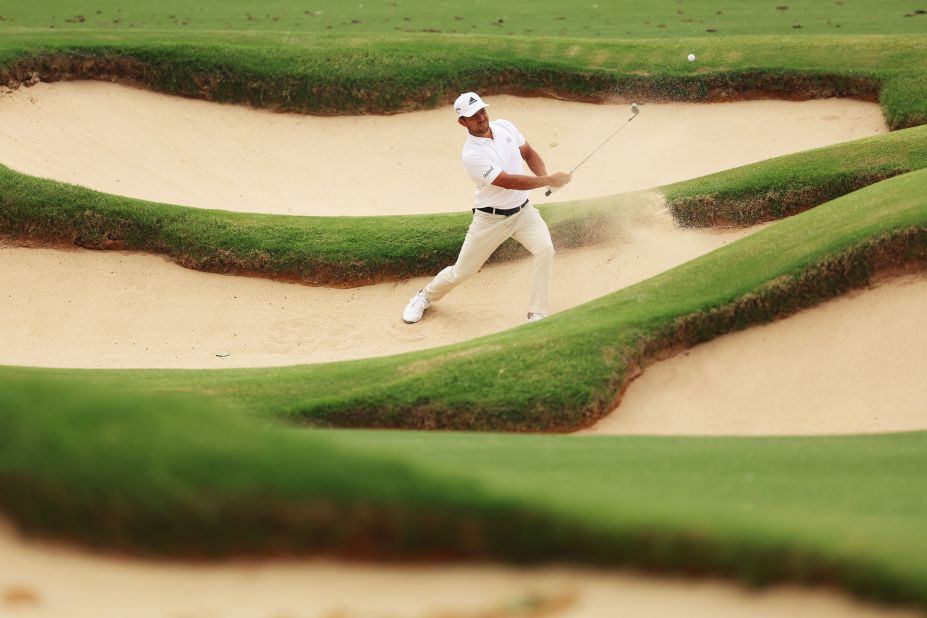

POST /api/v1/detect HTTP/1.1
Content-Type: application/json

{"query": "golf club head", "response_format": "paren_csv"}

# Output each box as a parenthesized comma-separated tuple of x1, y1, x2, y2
(630, 103, 640, 115)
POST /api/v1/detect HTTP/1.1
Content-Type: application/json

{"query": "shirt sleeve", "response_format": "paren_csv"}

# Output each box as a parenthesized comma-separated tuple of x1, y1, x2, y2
(498, 119, 526, 147)
(463, 152, 501, 185)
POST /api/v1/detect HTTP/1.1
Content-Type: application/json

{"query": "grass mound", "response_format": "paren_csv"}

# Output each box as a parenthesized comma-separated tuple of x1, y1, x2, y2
(0, 32, 925, 126)
(3, 127, 925, 285)
(665, 125, 927, 226)
(0, 372, 516, 558)
(2, 371, 927, 609)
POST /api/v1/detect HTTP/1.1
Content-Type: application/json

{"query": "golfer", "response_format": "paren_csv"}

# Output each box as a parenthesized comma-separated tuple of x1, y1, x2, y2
(402, 92, 571, 324)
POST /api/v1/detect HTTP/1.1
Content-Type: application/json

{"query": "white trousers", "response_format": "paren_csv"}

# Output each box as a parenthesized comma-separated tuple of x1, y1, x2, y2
(423, 205, 555, 315)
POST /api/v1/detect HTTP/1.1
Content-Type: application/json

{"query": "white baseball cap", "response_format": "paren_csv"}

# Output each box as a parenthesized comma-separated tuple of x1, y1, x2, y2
(454, 92, 489, 118)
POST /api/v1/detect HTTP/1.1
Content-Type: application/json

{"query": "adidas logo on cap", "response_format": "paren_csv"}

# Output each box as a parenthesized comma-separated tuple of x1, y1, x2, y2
(454, 92, 489, 117)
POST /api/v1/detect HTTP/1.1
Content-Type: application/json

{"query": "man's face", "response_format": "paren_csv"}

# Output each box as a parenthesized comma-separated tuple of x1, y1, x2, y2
(458, 107, 490, 137)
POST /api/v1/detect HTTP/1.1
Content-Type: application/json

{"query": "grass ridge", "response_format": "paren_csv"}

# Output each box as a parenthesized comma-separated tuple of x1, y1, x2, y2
(0, 49, 885, 111)
(1, 32, 925, 126)
(3, 126, 926, 286)
(2, 375, 926, 608)
(665, 125, 927, 226)
(284, 225, 927, 432)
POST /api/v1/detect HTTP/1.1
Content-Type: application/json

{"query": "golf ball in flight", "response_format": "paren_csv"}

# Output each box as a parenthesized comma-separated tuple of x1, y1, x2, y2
(688, 53, 696, 61)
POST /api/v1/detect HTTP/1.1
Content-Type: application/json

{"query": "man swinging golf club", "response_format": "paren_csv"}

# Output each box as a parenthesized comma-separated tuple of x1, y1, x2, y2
(402, 92, 572, 324)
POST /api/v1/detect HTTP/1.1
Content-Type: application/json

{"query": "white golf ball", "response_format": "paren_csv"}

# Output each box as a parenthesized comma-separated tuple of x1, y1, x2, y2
(688, 53, 696, 62)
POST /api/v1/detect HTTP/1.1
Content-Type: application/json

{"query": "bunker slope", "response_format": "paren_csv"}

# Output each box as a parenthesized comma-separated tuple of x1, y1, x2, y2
(0, 199, 757, 368)
(0, 81, 888, 216)
(581, 273, 927, 437)
(1, 521, 922, 618)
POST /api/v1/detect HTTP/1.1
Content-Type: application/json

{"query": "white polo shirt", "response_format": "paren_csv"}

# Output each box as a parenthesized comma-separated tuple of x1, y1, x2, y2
(461, 119, 529, 210)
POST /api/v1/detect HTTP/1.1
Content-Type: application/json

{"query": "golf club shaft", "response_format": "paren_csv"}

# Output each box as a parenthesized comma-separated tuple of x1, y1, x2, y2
(545, 110, 639, 196)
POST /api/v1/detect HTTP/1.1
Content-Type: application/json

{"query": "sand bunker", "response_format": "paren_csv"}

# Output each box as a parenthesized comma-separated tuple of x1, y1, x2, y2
(1, 521, 922, 618)
(0, 81, 887, 216)
(581, 274, 927, 436)
(1, 82, 916, 437)
(0, 199, 757, 368)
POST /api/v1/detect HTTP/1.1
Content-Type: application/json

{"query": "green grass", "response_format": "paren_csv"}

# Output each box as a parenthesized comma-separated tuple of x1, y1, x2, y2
(1, 33, 926, 125)
(2, 371, 926, 608)
(664, 124, 927, 225)
(4, 126, 927, 284)
(2, 0, 927, 38)
(0, 166, 474, 284)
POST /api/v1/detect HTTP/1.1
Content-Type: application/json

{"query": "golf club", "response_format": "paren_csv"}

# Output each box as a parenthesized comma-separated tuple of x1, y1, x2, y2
(545, 102, 640, 196)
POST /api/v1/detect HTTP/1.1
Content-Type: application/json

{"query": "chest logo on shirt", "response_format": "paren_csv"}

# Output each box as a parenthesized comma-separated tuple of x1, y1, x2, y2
(506, 137, 512, 143)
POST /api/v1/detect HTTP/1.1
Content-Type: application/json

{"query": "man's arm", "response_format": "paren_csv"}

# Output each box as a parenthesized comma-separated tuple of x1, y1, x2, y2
(491, 141, 570, 190)
(520, 142, 548, 177)
(491, 171, 571, 190)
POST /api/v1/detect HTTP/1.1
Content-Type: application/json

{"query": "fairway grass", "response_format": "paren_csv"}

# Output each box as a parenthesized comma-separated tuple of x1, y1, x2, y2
(4, 0, 927, 38)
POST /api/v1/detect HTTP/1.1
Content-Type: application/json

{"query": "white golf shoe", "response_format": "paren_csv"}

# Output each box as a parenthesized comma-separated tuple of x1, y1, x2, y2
(527, 312, 547, 322)
(402, 290, 431, 324)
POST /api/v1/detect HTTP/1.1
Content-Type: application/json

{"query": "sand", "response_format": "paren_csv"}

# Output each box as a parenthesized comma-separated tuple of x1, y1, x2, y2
(1, 520, 922, 618)
(581, 273, 927, 436)
(0, 200, 756, 368)
(0, 81, 888, 216)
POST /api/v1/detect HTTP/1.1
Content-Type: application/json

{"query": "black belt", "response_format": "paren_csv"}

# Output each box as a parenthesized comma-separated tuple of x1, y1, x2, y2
(473, 198, 529, 217)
